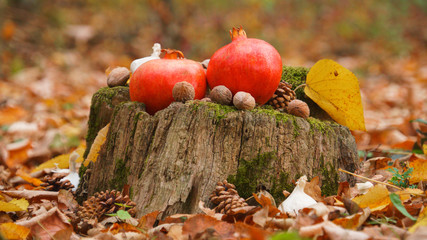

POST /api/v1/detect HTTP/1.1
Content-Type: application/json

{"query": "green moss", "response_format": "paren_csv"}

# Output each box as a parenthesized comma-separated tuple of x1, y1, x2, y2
(84, 86, 130, 158)
(315, 156, 339, 196)
(281, 66, 310, 99)
(292, 119, 300, 138)
(189, 101, 237, 123)
(109, 158, 129, 191)
(227, 151, 298, 202)
(251, 107, 291, 124)
(306, 117, 334, 135)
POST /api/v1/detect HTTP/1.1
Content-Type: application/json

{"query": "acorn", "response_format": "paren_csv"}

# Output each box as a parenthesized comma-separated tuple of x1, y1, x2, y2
(287, 99, 310, 119)
(172, 81, 195, 102)
(233, 91, 255, 110)
(107, 67, 130, 87)
(210, 85, 232, 105)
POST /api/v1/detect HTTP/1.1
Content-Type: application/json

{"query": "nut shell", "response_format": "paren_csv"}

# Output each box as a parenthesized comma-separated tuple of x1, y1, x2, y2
(210, 85, 232, 105)
(233, 91, 255, 110)
(172, 81, 195, 102)
(107, 67, 130, 87)
(287, 99, 310, 119)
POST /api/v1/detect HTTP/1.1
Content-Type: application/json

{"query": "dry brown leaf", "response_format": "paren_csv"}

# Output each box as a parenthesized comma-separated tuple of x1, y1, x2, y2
(304, 176, 323, 201)
(16, 207, 72, 240)
(182, 214, 219, 239)
(167, 224, 184, 239)
(137, 210, 161, 230)
(2, 190, 58, 201)
(57, 189, 78, 212)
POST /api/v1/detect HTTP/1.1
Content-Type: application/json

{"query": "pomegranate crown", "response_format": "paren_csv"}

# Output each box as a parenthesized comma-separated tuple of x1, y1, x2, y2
(229, 26, 247, 41)
(161, 49, 185, 59)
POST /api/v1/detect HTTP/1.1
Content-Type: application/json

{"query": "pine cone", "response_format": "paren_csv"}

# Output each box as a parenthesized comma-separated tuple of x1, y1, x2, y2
(40, 173, 74, 191)
(266, 82, 296, 111)
(78, 190, 136, 221)
(209, 180, 248, 214)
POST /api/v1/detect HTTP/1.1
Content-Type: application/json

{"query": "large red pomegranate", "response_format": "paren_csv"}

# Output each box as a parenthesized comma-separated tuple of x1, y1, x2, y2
(207, 27, 282, 105)
(130, 49, 206, 114)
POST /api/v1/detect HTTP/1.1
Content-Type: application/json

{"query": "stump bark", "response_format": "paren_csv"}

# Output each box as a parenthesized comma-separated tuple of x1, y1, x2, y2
(78, 86, 359, 218)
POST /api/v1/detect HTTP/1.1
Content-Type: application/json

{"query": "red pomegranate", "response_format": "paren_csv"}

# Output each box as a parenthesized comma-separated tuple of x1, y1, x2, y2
(130, 49, 206, 114)
(207, 27, 282, 105)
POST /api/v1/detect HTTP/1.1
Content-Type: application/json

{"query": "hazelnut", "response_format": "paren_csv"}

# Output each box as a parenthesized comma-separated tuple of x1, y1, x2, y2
(172, 81, 195, 102)
(200, 97, 212, 102)
(233, 91, 255, 110)
(210, 85, 232, 105)
(287, 100, 310, 119)
(107, 67, 130, 87)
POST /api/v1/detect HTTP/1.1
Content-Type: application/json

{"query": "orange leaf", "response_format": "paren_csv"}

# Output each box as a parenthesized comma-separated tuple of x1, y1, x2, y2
(6, 139, 32, 168)
(352, 184, 390, 212)
(333, 208, 370, 230)
(304, 176, 323, 201)
(16, 169, 42, 187)
(408, 154, 427, 184)
(0, 106, 26, 125)
(103, 222, 141, 235)
(137, 210, 161, 230)
(0, 222, 30, 240)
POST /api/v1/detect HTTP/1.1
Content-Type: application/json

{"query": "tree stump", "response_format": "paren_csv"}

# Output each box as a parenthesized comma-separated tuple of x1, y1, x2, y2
(78, 86, 358, 218)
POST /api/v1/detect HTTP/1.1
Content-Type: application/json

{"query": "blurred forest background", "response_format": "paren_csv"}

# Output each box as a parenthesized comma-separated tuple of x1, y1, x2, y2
(1, 0, 427, 160)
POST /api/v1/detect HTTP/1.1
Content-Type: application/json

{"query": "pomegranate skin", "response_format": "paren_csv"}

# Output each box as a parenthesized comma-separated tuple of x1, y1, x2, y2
(207, 31, 282, 105)
(130, 57, 206, 115)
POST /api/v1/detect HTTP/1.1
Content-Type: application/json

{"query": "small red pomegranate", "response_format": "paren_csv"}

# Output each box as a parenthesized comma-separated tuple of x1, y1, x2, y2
(130, 49, 207, 114)
(207, 27, 282, 105)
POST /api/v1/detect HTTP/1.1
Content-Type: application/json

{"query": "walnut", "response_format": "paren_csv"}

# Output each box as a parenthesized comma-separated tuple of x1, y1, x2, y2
(287, 99, 310, 119)
(107, 67, 130, 87)
(210, 85, 232, 105)
(172, 81, 195, 102)
(233, 91, 255, 110)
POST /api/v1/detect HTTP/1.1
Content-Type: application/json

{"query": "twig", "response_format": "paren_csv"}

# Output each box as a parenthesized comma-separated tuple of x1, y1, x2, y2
(338, 168, 403, 190)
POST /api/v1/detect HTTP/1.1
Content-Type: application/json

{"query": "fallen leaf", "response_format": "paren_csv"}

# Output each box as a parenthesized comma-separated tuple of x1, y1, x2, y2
(16, 169, 42, 186)
(83, 123, 109, 167)
(0, 198, 29, 212)
(0, 106, 27, 125)
(103, 222, 141, 235)
(57, 189, 79, 212)
(32, 144, 85, 173)
(2, 190, 58, 201)
(6, 139, 32, 168)
(304, 176, 323, 201)
(167, 224, 184, 239)
(323, 221, 370, 240)
(16, 207, 72, 240)
(305, 59, 365, 131)
(333, 208, 370, 230)
(408, 154, 427, 184)
(137, 210, 161, 230)
(182, 214, 219, 239)
(352, 184, 390, 212)
(0, 222, 30, 240)
(409, 206, 427, 233)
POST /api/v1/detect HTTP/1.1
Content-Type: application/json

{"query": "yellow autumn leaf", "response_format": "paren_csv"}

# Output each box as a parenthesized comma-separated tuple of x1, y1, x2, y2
(83, 123, 109, 167)
(305, 59, 366, 131)
(0, 222, 30, 240)
(352, 184, 390, 212)
(408, 155, 427, 184)
(410, 206, 427, 233)
(0, 198, 29, 212)
(423, 143, 427, 156)
(32, 143, 85, 173)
